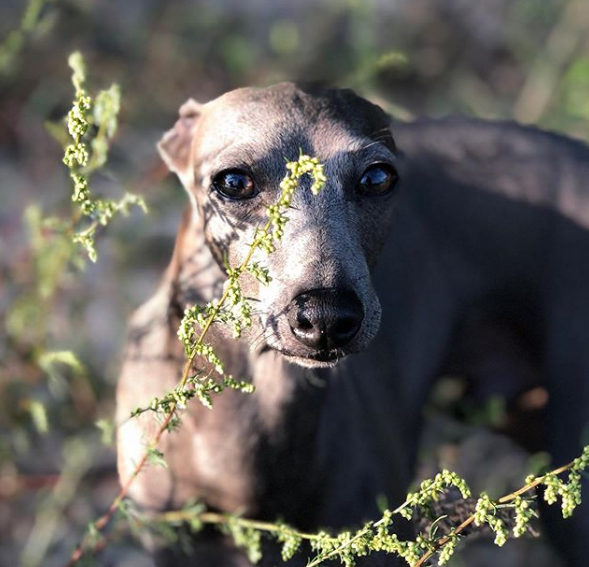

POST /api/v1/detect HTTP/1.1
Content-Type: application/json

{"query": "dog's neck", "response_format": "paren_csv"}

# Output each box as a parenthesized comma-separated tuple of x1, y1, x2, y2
(248, 349, 329, 524)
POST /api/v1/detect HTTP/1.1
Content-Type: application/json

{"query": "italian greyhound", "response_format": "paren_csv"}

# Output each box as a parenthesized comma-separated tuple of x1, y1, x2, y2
(117, 83, 589, 566)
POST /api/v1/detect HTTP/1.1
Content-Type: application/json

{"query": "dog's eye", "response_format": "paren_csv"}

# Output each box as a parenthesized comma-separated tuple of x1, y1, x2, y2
(212, 170, 256, 200)
(358, 164, 399, 196)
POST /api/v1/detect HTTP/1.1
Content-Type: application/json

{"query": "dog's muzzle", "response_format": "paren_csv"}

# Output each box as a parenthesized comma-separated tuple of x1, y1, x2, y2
(286, 288, 364, 356)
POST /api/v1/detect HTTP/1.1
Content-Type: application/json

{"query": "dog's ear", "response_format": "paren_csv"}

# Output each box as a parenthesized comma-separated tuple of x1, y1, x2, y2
(157, 98, 202, 186)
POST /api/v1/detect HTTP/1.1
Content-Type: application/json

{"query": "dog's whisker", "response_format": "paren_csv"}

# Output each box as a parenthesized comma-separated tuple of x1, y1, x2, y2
(249, 328, 274, 352)
(248, 327, 267, 345)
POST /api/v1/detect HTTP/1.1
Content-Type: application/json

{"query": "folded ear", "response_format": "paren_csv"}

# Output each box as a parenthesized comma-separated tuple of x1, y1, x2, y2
(157, 98, 202, 187)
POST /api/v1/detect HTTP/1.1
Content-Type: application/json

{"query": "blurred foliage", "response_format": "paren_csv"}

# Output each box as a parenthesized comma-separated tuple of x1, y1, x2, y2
(0, 0, 56, 74)
(1, 0, 589, 565)
(2, 49, 145, 458)
(1, 41, 146, 567)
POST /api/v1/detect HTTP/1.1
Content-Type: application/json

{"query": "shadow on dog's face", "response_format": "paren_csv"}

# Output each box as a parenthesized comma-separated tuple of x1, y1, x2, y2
(160, 83, 400, 368)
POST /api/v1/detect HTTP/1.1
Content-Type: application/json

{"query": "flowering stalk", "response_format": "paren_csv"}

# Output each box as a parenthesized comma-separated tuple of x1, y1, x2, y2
(66, 155, 326, 565)
(129, 449, 589, 567)
(63, 52, 146, 262)
(414, 446, 589, 566)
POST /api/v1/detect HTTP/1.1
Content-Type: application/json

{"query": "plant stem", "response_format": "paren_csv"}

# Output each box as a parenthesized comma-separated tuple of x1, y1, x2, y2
(160, 509, 324, 541)
(179, 215, 272, 387)
(66, 178, 289, 565)
(413, 459, 577, 567)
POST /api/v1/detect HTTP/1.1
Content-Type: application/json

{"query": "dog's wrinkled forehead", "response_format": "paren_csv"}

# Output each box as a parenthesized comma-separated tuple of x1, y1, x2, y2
(193, 83, 395, 169)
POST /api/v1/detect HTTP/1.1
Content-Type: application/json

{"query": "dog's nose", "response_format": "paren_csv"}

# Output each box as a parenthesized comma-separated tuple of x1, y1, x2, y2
(287, 289, 364, 350)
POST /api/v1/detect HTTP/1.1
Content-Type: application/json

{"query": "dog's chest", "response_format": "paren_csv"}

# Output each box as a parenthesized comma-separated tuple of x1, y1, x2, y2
(186, 353, 326, 522)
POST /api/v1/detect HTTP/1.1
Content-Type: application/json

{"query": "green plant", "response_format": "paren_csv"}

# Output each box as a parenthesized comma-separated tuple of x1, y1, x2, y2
(7, 51, 146, 343)
(71, 449, 589, 567)
(62, 51, 147, 262)
(66, 153, 327, 566)
(0, 49, 148, 567)
(4, 51, 146, 437)
(0, 0, 55, 74)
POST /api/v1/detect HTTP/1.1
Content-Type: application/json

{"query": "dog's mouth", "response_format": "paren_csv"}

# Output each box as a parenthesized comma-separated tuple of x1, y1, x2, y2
(291, 349, 340, 363)
(257, 335, 347, 368)
(307, 349, 341, 363)
(271, 346, 345, 368)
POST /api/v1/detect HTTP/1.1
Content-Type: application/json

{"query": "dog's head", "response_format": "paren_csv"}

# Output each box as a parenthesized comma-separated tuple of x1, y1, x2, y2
(159, 83, 400, 368)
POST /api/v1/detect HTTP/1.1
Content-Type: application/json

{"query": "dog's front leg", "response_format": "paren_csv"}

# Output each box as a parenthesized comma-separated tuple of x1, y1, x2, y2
(544, 241, 589, 566)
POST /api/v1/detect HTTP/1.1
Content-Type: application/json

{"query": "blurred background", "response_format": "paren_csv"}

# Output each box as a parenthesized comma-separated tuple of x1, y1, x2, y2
(1, 0, 589, 565)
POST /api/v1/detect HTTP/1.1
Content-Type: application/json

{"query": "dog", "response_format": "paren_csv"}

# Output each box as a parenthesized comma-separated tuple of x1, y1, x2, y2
(117, 83, 589, 566)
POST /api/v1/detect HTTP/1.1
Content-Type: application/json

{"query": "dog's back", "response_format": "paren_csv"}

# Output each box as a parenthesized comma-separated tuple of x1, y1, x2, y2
(384, 117, 589, 563)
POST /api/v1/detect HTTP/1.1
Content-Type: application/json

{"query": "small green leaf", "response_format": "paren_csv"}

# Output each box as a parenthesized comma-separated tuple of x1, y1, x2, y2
(147, 447, 168, 469)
